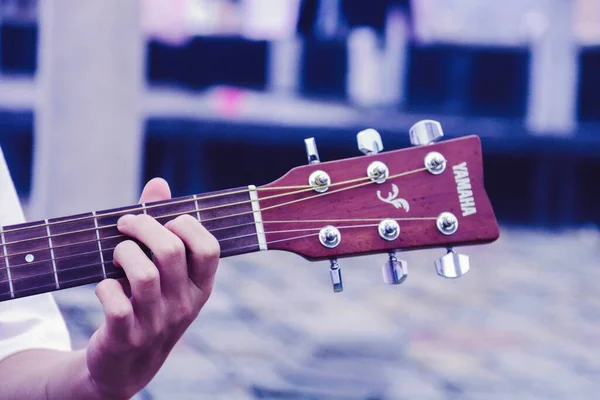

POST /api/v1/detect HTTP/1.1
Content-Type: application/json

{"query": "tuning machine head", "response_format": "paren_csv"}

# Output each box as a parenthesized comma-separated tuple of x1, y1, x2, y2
(329, 259, 343, 292)
(357, 128, 384, 155)
(435, 249, 470, 279)
(304, 137, 321, 164)
(409, 120, 444, 146)
(382, 252, 407, 285)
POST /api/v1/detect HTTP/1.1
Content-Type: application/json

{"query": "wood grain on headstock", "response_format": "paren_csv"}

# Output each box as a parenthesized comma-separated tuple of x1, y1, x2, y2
(258, 135, 499, 260)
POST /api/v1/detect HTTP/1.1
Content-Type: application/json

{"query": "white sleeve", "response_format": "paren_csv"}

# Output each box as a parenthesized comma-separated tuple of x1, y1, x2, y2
(0, 148, 72, 361)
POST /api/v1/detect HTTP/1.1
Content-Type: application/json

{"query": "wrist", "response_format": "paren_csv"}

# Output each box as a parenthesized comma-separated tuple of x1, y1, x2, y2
(44, 349, 115, 400)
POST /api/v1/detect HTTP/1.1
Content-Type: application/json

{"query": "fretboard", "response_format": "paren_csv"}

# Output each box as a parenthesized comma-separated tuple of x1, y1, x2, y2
(0, 186, 266, 302)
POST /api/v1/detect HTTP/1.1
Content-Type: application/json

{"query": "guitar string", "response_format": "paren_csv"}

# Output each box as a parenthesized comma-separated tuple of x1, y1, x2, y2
(0, 185, 308, 234)
(1, 208, 438, 273)
(0, 166, 429, 252)
(0, 173, 433, 272)
(0, 166, 427, 248)
(7, 272, 125, 298)
(4, 223, 378, 270)
(1, 216, 436, 261)
(0, 224, 377, 287)
(1, 161, 429, 235)
(2, 231, 325, 297)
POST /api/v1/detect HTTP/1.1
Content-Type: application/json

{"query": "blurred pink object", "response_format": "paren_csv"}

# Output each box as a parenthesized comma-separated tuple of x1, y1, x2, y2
(213, 86, 245, 117)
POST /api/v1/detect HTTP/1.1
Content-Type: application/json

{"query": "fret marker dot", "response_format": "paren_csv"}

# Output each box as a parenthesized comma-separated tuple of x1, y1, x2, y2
(25, 254, 34, 263)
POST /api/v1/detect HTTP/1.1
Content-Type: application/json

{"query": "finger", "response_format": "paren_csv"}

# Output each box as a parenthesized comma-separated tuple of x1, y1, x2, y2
(116, 277, 132, 298)
(139, 177, 171, 204)
(113, 240, 163, 330)
(165, 214, 220, 301)
(95, 278, 134, 340)
(117, 214, 188, 298)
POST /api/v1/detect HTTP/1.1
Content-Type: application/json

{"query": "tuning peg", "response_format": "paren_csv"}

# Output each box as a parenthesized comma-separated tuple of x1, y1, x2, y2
(409, 120, 444, 146)
(382, 252, 408, 285)
(357, 128, 384, 155)
(304, 137, 320, 164)
(329, 259, 343, 292)
(434, 249, 470, 279)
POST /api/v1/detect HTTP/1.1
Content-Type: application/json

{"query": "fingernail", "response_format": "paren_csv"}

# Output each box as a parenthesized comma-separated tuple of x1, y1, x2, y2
(117, 214, 135, 227)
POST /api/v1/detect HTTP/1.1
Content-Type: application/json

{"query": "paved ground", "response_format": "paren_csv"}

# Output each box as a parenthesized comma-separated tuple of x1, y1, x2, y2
(53, 225, 600, 400)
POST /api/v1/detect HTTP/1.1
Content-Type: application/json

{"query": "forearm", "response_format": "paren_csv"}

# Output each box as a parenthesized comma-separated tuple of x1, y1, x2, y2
(0, 349, 105, 400)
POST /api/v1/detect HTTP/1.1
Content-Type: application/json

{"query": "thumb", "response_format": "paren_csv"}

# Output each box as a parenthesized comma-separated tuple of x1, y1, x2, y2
(139, 178, 171, 203)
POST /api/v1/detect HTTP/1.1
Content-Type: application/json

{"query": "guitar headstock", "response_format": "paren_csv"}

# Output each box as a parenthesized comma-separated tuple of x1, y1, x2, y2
(256, 120, 499, 291)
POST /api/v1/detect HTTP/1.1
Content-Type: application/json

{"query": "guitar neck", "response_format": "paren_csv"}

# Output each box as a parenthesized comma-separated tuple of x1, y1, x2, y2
(0, 186, 265, 302)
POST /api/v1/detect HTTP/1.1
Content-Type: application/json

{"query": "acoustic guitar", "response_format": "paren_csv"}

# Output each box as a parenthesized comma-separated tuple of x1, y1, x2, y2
(0, 120, 499, 301)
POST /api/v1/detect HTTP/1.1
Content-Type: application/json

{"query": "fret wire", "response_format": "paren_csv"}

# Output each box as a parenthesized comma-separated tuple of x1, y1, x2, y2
(0, 189, 270, 245)
(141, 203, 155, 261)
(93, 211, 107, 280)
(6, 271, 124, 298)
(0, 231, 324, 290)
(193, 195, 201, 223)
(0, 194, 262, 246)
(0, 258, 117, 287)
(45, 219, 60, 290)
(0, 189, 255, 234)
(248, 185, 267, 251)
(0, 166, 427, 239)
(0, 227, 14, 298)
(0, 222, 380, 274)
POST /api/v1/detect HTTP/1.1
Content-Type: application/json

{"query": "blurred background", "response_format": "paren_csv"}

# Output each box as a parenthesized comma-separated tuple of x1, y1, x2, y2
(1, 0, 600, 399)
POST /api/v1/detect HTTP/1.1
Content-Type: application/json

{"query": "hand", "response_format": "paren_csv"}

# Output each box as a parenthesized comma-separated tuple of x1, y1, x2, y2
(85, 178, 220, 399)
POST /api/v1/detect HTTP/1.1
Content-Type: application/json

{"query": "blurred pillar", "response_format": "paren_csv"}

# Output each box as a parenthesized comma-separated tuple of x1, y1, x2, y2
(268, 37, 303, 95)
(264, 0, 303, 95)
(346, 5, 409, 108)
(30, 0, 144, 219)
(380, 7, 409, 108)
(347, 27, 382, 107)
(526, 0, 578, 136)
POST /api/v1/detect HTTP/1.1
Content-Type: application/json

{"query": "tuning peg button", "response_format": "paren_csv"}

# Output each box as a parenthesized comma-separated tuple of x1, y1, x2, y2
(330, 259, 343, 292)
(435, 249, 470, 279)
(357, 128, 384, 155)
(304, 137, 321, 164)
(382, 252, 407, 285)
(409, 120, 444, 146)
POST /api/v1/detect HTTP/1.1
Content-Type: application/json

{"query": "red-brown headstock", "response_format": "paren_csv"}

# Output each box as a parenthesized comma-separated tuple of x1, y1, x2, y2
(257, 130, 499, 266)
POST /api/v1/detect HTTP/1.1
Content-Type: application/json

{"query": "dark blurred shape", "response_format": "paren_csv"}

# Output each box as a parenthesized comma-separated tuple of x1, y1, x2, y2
(343, 0, 410, 33)
(0, 111, 33, 197)
(343, 0, 390, 33)
(296, 0, 318, 37)
(143, 120, 316, 196)
(577, 47, 600, 121)
(297, 0, 412, 37)
(469, 48, 529, 117)
(147, 37, 268, 90)
(406, 45, 529, 118)
(300, 39, 347, 98)
(577, 158, 600, 224)
(0, 21, 36, 74)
